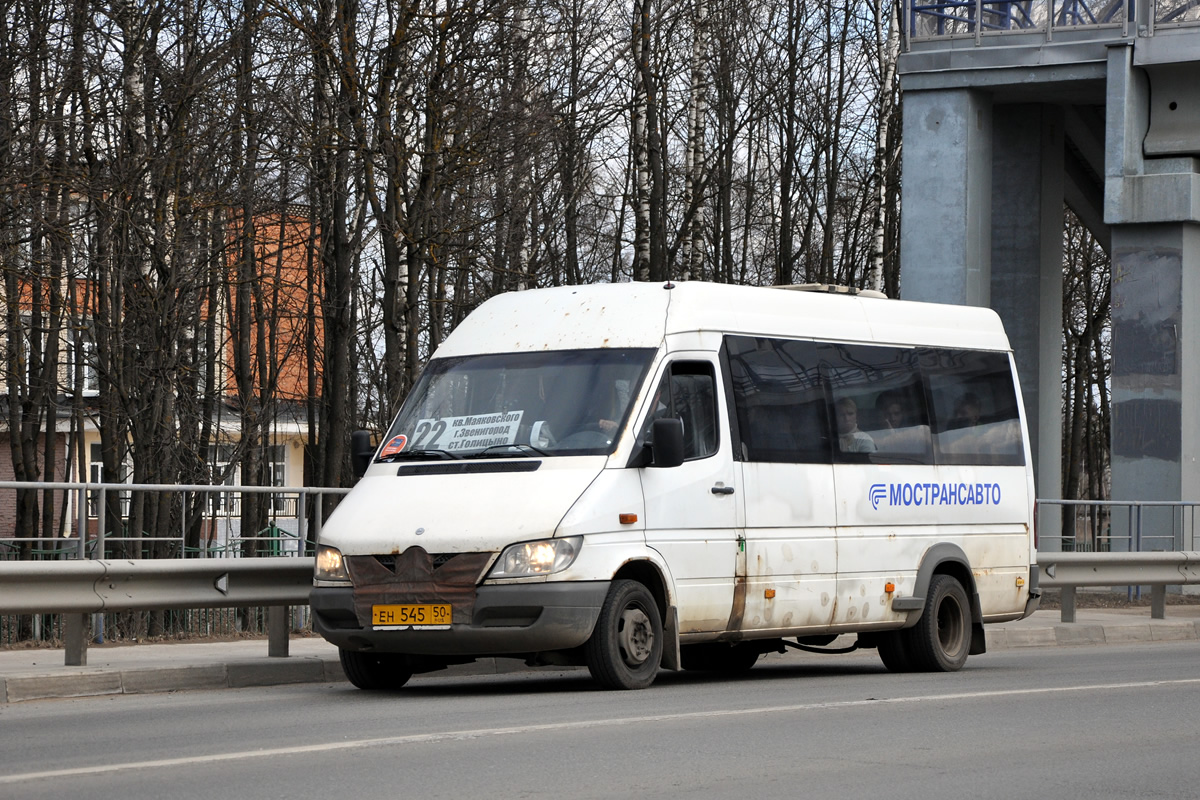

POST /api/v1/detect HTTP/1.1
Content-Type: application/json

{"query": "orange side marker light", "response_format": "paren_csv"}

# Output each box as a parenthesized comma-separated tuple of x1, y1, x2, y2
(619, 513, 638, 525)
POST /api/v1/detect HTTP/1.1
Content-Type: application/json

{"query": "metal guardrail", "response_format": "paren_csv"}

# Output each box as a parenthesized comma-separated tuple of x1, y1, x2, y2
(7, 550, 1200, 667)
(0, 558, 314, 614)
(0, 558, 315, 666)
(1039, 551, 1200, 622)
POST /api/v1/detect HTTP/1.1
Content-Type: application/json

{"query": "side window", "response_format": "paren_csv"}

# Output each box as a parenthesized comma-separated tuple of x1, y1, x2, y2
(647, 362, 718, 460)
(821, 343, 932, 464)
(725, 336, 831, 464)
(923, 349, 1025, 466)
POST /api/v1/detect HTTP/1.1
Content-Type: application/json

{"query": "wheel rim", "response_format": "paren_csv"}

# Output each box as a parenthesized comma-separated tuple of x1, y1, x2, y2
(936, 595, 965, 656)
(618, 605, 654, 667)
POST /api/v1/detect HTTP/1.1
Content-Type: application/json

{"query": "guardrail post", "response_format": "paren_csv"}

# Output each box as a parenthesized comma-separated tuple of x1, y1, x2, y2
(268, 605, 289, 657)
(64, 613, 88, 666)
(1061, 586, 1077, 623)
(1151, 585, 1166, 619)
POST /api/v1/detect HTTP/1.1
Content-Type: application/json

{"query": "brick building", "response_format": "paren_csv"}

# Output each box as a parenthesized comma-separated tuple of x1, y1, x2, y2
(0, 208, 322, 553)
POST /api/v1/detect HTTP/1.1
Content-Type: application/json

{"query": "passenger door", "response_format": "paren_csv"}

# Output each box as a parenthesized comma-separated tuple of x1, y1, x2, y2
(725, 336, 838, 635)
(639, 357, 742, 635)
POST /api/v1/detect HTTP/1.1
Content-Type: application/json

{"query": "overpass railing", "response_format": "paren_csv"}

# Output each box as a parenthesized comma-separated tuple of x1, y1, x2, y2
(903, 1, 1200, 47)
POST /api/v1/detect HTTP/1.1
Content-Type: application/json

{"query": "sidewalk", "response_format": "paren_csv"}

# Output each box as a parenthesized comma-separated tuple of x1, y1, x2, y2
(4, 605, 1200, 704)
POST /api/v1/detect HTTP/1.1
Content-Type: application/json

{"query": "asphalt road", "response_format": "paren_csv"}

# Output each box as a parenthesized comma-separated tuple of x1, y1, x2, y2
(3, 642, 1200, 800)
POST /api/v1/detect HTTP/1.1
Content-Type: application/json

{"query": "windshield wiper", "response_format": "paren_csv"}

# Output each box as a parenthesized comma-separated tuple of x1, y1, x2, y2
(378, 448, 460, 461)
(474, 443, 549, 458)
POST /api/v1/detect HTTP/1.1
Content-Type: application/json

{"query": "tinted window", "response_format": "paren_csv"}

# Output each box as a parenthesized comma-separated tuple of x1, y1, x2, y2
(727, 336, 1022, 467)
(822, 344, 932, 464)
(726, 336, 831, 463)
(646, 362, 719, 460)
(923, 349, 1025, 466)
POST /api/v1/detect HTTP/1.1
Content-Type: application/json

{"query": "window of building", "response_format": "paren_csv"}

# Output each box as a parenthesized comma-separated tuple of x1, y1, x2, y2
(87, 442, 131, 517)
(70, 323, 99, 396)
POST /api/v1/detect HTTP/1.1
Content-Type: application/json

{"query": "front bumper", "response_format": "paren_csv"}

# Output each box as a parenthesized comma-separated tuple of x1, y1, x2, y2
(311, 581, 610, 656)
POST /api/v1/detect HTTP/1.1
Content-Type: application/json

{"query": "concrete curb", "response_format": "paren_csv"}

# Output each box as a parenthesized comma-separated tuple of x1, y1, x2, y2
(984, 619, 1200, 650)
(1, 660, 337, 705)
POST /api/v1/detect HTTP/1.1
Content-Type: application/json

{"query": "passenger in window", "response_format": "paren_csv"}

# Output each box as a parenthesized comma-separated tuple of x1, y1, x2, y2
(952, 392, 982, 429)
(835, 397, 876, 453)
(590, 383, 621, 436)
(877, 391, 906, 429)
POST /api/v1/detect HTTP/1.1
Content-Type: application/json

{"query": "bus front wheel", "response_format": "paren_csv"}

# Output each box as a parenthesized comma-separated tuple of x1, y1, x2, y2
(339, 649, 414, 690)
(585, 579, 663, 690)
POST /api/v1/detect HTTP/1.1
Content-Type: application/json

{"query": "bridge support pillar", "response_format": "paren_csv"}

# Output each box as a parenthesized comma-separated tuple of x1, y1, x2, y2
(900, 88, 993, 307)
(900, 91, 1064, 527)
(1109, 223, 1200, 549)
(1104, 41, 1200, 549)
(991, 104, 1064, 528)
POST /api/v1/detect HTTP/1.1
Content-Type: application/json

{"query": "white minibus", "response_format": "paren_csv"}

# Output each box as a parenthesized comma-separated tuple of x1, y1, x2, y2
(311, 281, 1040, 690)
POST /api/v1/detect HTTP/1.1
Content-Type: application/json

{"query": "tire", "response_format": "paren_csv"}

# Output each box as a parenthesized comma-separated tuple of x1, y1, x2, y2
(903, 574, 971, 672)
(876, 631, 915, 673)
(680, 643, 760, 672)
(339, 649, 414, 690)
(585, 579, 663, 690)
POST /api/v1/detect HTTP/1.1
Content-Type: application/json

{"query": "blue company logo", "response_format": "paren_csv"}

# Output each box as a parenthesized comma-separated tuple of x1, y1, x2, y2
(869, 481, 1002, 510)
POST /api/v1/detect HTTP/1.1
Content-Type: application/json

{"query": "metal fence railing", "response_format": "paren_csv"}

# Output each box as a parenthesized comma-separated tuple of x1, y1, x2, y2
(0, 480, 351, 562)
(1036, 498, 1200, 553)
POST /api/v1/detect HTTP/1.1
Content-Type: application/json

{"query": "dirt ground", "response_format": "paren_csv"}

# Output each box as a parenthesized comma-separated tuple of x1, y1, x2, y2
(1037, 588, 1200, 609)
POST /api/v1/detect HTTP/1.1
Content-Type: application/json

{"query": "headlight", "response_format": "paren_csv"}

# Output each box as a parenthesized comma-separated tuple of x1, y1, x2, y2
(315, 544, 350, 582)
(490, 536, 582, 578)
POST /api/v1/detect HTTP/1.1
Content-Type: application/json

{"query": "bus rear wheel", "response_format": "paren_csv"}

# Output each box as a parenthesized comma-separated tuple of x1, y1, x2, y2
(904, 574, 971, 672)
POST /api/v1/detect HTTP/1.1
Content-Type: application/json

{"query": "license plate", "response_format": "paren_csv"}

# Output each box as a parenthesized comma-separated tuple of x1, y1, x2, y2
(372, 603, 452, 629)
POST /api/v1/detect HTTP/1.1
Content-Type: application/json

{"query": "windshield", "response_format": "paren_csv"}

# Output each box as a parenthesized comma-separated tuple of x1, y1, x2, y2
(378, 349, 657, 458)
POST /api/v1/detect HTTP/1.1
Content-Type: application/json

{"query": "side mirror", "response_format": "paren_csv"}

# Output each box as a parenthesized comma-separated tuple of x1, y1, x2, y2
(648, 418, 685, 468)
(351, 430, 375, 479)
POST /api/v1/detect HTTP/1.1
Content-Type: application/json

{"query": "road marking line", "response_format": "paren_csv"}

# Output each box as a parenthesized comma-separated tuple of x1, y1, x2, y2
(4, 677, 1200, 784)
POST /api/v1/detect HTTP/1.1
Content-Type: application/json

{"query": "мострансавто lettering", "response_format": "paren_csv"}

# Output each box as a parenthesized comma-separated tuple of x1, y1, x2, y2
(869, 482, 1002, 510)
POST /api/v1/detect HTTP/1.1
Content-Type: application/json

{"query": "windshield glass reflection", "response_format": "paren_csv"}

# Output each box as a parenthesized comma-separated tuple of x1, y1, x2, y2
(379, 348, 656, 458)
